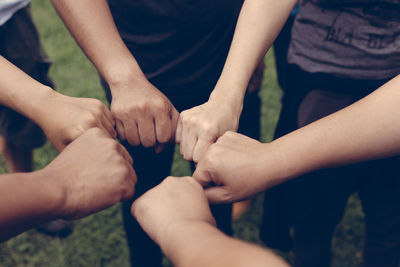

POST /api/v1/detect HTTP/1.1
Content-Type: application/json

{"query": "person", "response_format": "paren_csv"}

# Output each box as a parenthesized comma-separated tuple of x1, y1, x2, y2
(0, 0, 113, 235)
(193, 74, 400, 266)
(188, 0, 399, 265)
(51, 1, 263, 265)
(0, 127, 136, 242)
(194, 74, 400, 203)
(260, 1, 400, 266)
(131, 176, 289, 267)
(0, 56, 135, 242)
(0, 55, 116, 153)
(131, 75, 400, 267)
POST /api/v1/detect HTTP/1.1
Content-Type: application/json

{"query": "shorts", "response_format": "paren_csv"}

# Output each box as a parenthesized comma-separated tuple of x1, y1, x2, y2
(0, 5, 54, 148)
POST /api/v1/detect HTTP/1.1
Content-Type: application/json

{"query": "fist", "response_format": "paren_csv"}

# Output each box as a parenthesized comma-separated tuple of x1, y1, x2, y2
(193, 131, 269, 203)
(111, 79, 179, 149)
(131, 176, 215, 245)
(45, 128, 137, 220)
(176, 100, 241, 162)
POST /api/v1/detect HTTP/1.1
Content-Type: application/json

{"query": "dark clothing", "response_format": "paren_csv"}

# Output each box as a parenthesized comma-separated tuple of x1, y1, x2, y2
(0, 5, 53, 148)
(261, 64, 400, 267)
(102, 2, 262, 266)
(108, 0, 243, 103)
(288, 0, 400, 80)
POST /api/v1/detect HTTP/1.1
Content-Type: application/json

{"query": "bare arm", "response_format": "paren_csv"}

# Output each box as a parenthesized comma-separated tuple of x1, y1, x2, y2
(194, 75, 400, 203)
(272, 74, 400, 178)
(215, 0, 297, 93)
(0, 170, 63, 241)
(132, 177, 288, 267)
(176, 0, 297, 162)
(0, 56, 116, 151)
(0, 128, 136, 242)
(52, 0, 178, 149)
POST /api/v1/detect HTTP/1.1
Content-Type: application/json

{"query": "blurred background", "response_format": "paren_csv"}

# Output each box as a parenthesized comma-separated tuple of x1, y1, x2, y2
(0, 1, 365, 266)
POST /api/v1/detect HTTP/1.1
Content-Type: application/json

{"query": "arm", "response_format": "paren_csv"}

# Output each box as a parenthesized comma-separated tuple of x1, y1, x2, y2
(0, 128, 136, 241)
(0, 56, 116, 151)
(194, 75, 400, 203)
(132, 177, 288, 267)
(176, 0, 297, 162)
(52, 0, 179, 149)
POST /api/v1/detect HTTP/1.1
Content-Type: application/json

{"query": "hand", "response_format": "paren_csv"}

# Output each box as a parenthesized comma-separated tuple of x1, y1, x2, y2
(176, 98, 242, 162)
(110, 78, 179, 149)
(131, 176, 215, 246)
(193, 131, 273, 204)
(37, 91, 116, 152)
(44, 128, 137, 220)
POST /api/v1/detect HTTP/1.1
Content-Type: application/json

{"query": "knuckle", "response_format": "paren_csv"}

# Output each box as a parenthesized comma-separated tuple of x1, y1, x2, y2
(153, 98, 169, 112)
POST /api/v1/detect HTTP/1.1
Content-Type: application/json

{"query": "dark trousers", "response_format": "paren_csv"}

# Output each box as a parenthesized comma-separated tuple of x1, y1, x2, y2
(261, 65, 400, 267)
(101, 78, 261, 267)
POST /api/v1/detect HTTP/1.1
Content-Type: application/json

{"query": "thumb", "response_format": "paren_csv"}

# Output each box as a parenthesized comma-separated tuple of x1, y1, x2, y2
(192, 165, 213, 187)
(204, 186, 230, 204)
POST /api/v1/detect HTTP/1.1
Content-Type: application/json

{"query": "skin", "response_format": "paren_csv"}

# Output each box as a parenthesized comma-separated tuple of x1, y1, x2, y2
(51, 0, 179, 150)
(132, 177, 289, 267)
(193, 75, 400, 203)
(0, 128, 137, 241)
(175, 0, 297, 162)
(176, 0, 296, 162)
(51, 0, 276, 161)
(0, 56, 116, 152)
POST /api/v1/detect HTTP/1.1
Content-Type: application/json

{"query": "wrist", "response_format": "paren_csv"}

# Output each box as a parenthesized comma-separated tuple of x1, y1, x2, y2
(32, 167, 67, 220)
(258, 141, 298, 190)
(28, 168, 67, 221)
(28, 85, 58, 126)
(104, 60, 147, 93)
(159, 219, 217, 265)
(209, 85, 245, 118)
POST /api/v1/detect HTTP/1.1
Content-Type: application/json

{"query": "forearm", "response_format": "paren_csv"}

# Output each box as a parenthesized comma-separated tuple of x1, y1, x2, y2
(52, 0, 145, 88)
(212, 0, 297, 104)
(0, 56, 55, 124)
(0, 170, 64, 241)
(265, 75, 400, 185)
(160, 221, 288, 267)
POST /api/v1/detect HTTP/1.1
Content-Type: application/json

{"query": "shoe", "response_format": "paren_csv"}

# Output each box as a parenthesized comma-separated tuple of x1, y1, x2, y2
(36, 219, 72, 238)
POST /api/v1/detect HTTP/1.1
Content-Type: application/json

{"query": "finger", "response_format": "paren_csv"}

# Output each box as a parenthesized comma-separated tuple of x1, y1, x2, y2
(137, 116, 156, 147)
(192, 163, 212, 187)
(100, 116, 117, 139)
(180, 127, 197, 161)
(154, 110, 172, 144)
(117, 143, 134, 165)
(204, 186, 231, 204)
(170, 108, 179, 142)
(125, 121, 141, 146)
(102, 105, 115, 127)
(116, 120, 127, 141)
(192, 137, 214, 163)
(175, 114, 183, 143)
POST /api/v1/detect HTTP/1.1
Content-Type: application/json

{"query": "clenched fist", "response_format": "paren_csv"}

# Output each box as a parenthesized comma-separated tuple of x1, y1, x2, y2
(37, 91, 116, 152)
(44, 128, 137, 220)
(176, 98, 242, 163)
(111, 78, 179, 149)
(132, 176, 215, 246)
(193, 131, 281, 204)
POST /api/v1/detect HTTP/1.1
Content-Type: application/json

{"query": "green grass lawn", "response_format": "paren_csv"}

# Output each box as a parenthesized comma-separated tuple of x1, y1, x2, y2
(0, 1, 364, 266)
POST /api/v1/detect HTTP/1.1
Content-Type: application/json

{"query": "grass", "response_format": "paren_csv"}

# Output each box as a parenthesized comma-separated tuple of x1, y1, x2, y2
(0, 1, 364, 266)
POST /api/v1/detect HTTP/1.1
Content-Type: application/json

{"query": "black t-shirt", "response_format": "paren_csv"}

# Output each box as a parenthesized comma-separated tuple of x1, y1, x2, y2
(108, 0, 243, 105)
